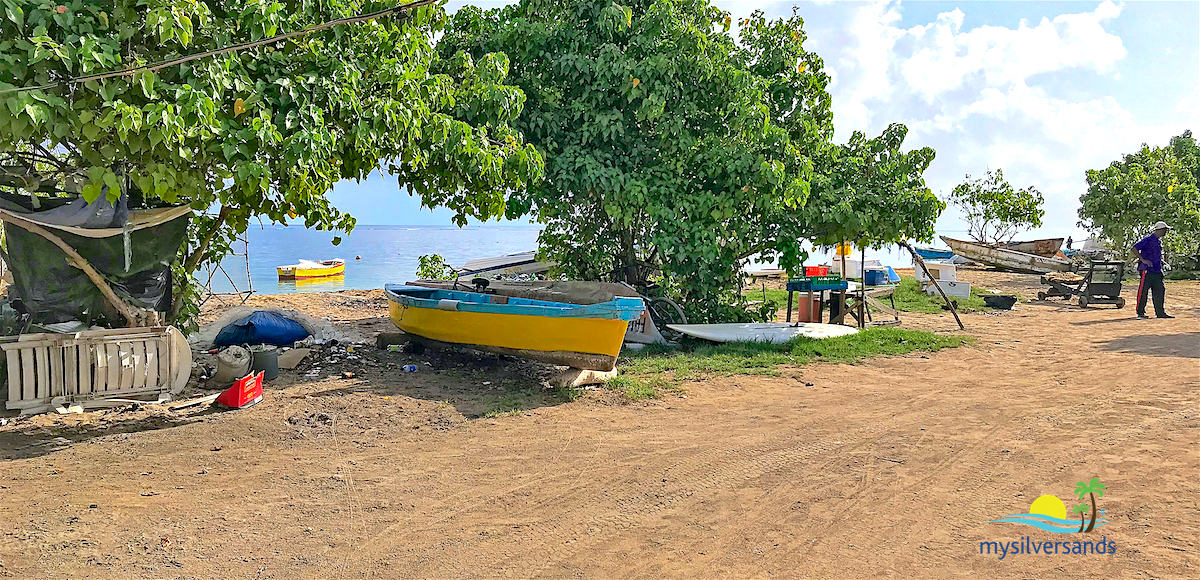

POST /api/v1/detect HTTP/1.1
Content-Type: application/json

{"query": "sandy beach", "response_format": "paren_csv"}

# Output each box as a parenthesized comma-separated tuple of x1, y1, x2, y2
(0, 269, 1196, 579)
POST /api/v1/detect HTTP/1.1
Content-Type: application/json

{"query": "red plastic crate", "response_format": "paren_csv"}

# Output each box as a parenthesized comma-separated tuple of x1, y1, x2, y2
(804, 265, 829, 276)
(216, 371, 264, 409)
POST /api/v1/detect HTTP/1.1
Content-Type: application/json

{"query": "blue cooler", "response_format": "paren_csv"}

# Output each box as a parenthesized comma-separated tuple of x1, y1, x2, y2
(864, 269, 888, 286)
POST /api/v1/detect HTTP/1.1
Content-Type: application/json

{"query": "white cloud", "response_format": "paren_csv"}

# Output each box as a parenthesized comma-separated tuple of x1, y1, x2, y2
(817, 0, 1191, 240)
(903, 0, 1130, 94)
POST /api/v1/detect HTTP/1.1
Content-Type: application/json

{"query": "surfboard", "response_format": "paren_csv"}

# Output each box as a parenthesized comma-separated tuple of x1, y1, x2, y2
(665, 322, 858, 343)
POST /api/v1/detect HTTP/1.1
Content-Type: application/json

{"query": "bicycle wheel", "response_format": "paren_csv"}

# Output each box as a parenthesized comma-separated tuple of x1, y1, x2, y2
(648, 300, 686, 331)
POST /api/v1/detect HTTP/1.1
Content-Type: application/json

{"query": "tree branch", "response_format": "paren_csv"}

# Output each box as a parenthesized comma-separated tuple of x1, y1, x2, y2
(183, 205, 232, 275)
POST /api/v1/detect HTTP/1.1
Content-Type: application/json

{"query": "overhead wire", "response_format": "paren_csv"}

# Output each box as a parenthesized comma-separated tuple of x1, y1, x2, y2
(0, 0, 439, 96)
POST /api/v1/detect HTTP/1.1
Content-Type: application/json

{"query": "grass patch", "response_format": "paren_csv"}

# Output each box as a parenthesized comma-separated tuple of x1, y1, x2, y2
(481, 393, 533, 417)
(743, 286, 791, 306)
(605, 374, 684, 402)
(891, 277, 988, 313)
(618, 327, 972, 384)
(480, 383, 583, 417)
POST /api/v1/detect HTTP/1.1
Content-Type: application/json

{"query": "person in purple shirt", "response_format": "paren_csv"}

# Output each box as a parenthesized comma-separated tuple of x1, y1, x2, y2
(1131, 221, 1174, 319)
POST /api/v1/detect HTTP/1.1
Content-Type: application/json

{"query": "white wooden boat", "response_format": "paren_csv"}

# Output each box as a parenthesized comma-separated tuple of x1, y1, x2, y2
(940, 236, 1071, 274)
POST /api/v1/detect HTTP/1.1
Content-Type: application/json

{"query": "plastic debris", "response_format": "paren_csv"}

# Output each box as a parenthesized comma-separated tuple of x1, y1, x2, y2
(214, 346, 251, 384)
(402, 365, 418, 372)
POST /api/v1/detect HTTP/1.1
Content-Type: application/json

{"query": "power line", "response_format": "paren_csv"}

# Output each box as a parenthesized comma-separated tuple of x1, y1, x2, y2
(0, 0, 439, 96)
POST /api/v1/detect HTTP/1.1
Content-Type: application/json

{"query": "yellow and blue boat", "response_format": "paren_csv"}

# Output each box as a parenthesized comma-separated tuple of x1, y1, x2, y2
(384, 284, 645, 370)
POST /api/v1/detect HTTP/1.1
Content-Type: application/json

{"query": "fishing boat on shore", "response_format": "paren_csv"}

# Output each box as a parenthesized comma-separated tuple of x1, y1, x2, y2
(276, 258, 345, 279)
(940, 236, 1071, 274)
(384, 284, 644, 370)
(1001, 238, 1064, 257)
(912, 245, 954, 261)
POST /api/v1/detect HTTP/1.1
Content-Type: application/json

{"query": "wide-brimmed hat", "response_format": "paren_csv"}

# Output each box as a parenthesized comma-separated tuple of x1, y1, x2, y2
(1152, 220, 1173, 231)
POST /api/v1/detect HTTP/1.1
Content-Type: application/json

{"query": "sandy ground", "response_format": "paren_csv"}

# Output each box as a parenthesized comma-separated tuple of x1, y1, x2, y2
(0, 270, 1197, 579)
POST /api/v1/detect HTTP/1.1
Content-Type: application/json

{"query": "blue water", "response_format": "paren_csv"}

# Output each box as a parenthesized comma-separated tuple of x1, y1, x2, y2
(989, 510, 1108, 534)
(204, 225, 542, 295)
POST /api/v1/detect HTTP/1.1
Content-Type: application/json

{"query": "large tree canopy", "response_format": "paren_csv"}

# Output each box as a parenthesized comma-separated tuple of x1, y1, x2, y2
(0, 0, 542, 325)
(442, 0, 825, 317)
(1079, 130, 1199, 266)
(440, 0, 941, 320)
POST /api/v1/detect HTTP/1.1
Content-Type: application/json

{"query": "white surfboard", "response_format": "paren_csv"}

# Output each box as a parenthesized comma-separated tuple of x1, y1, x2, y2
(665, 322, 858, 343)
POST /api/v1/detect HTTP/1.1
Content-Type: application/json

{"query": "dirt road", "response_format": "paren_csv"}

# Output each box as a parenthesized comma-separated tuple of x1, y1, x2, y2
(1, 272, 1196, 579)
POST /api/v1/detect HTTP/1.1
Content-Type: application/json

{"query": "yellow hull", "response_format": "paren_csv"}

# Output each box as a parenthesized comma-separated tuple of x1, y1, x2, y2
(277, 261, 345, 279)
(387, 300, 628, 359)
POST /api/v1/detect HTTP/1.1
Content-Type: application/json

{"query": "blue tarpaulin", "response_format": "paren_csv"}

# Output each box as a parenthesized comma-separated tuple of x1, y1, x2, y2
(213, 311, 310, 347)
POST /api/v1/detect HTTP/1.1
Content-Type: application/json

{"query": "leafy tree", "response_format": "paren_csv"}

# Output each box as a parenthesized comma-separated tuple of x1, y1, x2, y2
(1073, 477, 1106, 533)
(1071, 503, 1089, 533)
(949, 169, 1044, 244)
(1079, 131, 1200, 267)
(0, 0, 542, 328)
(762, 123, 942, 274)
(415, 253, 455, 280)
(440, 0, 941, 321)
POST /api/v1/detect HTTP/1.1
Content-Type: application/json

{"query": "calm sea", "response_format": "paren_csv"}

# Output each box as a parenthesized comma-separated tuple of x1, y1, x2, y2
(204, 225, 542, 295)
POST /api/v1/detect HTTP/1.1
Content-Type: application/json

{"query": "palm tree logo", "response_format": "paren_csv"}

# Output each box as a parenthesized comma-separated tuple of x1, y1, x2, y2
(988, 478, 1109, 533)
(1074, 477, 1107, 533)
(1071, 503, 1089, 533)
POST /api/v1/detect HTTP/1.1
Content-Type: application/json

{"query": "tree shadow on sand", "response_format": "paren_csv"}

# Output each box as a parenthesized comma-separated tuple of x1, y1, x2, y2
(0, 409, 220, 461)
(1097, 332, 1199, 358)
(274, 339, 584, 419)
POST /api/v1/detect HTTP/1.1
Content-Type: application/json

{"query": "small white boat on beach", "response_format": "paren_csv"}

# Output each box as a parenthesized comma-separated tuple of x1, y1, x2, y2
(458, 251, 555, 279)
(940, 236, 1071, 274)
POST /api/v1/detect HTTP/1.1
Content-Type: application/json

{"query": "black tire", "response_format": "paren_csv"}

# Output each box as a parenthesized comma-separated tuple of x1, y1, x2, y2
(1037, 292, 1046, 301)
(1115, 297, 1125, 309)
(1078, 295, 1089, 308)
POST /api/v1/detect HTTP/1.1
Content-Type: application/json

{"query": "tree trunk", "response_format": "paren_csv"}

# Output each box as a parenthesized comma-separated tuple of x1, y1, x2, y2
(1077, 513, 1085, 533)
(1085, 492, 1098, 532)
(620, 228, 637, 286)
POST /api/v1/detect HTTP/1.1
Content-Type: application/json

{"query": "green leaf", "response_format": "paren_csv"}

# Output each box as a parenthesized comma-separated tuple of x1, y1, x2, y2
(81, 182, 102, 203)
(81, 122, 101, 140)
(4, 3, 23, 29)
(139, 71, 157, 99)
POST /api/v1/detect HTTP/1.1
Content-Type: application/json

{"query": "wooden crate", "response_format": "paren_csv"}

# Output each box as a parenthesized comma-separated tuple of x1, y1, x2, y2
(3, 326, 190, 413)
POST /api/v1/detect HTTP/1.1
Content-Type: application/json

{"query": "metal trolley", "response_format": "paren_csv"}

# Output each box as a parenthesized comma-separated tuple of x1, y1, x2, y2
(1038, 260, 1126, 309)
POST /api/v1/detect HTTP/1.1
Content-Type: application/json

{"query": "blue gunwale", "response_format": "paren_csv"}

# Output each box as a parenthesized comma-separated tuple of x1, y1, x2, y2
(384, 284, 645, 321)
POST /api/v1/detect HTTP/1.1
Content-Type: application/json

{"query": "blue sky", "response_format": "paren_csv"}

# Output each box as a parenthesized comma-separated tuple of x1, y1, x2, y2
(326, 1, 1199, 244)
